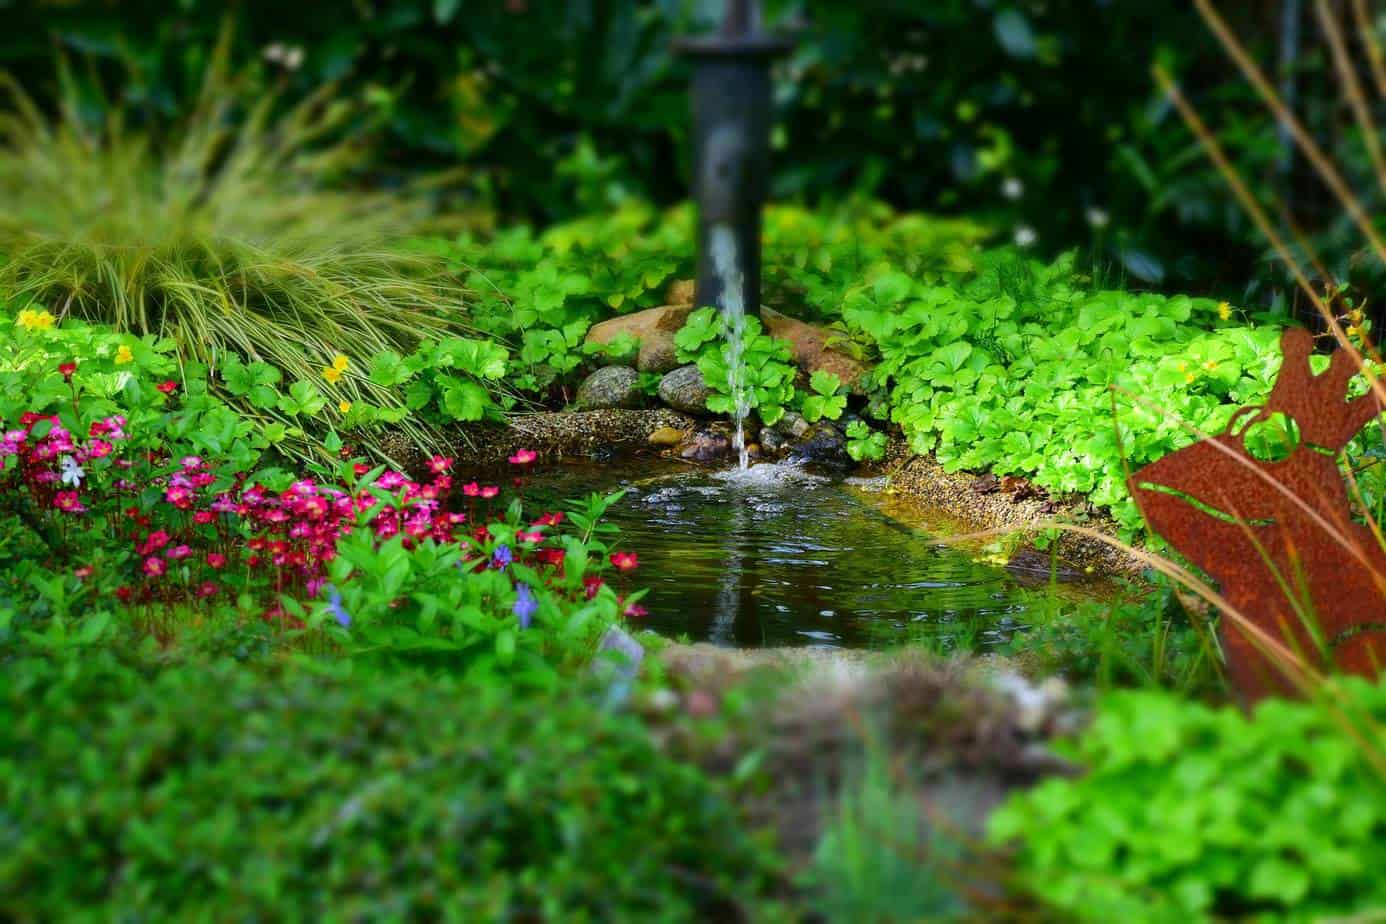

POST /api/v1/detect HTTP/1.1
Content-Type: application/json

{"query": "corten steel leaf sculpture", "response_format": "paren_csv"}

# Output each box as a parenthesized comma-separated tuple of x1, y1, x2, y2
(1130, 328, 1386, 702)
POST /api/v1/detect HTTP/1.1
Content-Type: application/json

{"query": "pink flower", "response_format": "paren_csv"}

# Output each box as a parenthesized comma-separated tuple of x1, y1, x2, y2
(479, 485, 499, 499)
(623, 601, 649, 619)
(206, 553, 227, 570)
(138, 530, 171, 555)
(462, 482, 481, 497)
(610, 551, 639, 572)
(74, 565, 94, 580)
(195, 581, 218, 598)
(165, 544, 192, 560)
(427, 455, 454, 474)
(193, 510, 216, 524)
(165, 485, 194, 509)
(84, 438, 113, 459)
(180, 455, 204, 471)
(508, 448, 537, 465)
(53, 491, 86, 514)
(517, 530, 544, 543)
(142, 557, 166, 577)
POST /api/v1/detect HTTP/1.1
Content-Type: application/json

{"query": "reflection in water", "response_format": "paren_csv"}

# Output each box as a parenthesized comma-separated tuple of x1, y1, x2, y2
(522, 460, 1089, 650)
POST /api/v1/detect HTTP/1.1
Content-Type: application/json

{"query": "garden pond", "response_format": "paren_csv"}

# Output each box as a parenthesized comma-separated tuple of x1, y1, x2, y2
(521, 458, 1110, 649)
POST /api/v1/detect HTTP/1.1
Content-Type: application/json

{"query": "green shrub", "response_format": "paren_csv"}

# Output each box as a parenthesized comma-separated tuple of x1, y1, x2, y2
(0, 52, 474, 440)
(0, 653, 787, 921)
(988, 679, 1386, 923)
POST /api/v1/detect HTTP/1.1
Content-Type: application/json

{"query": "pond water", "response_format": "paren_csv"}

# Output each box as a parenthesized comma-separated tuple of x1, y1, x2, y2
(522, 459, 1103, 650)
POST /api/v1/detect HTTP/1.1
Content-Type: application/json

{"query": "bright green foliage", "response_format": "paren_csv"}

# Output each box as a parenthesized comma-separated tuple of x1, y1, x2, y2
(0, 654, 787, 921)
(809, 740, 968, 922)
(841, 252, 1287, 532)
(304, 489, 630, 687)
(844, 420, 887, 462)
(369, 336, 512, 425)
(431, 202, 692, 393)
(989, 679, 1386, 923)
(675, 308, 798, 426)
(801, 371, 847, 423)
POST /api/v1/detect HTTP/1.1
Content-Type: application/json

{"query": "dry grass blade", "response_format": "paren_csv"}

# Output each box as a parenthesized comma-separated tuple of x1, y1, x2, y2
(1153, 65, 1386, 408)
(1194, 0, 1386, 270)
(1316, 0, 1386, 198)
(1351, 0, 1386, 99)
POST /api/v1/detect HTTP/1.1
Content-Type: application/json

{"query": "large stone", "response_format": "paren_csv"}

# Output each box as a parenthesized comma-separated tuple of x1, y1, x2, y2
(575, 365, 642, 410)
(585, 303, 693, 375)
(761, 305, 871, 392)
(657, 364, 713, 415)
(786, 421, 852, 469)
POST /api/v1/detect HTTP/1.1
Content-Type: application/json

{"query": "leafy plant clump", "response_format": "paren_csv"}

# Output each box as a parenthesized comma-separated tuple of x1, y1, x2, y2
(0, 653, 788, 920)
(674, 307, 798, 425)
(0, 53, 473, 427)
(989, 678, 1386, 922)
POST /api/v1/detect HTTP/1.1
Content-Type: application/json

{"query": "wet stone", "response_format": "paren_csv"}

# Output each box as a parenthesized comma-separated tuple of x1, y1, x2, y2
(658, 364, 713, 415)
(575, 365, 642, 410)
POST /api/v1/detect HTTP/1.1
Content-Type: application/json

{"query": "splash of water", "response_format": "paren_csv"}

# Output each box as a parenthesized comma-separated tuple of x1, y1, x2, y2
(708, 223, 751, 469)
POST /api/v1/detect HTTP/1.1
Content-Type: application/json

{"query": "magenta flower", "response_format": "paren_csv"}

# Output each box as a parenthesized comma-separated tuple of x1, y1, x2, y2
(53, 491, 86, 514)
(610, 551, 639, 572)
(206, 553, 227, 570)
(479, 485, 499, 499)
(427, 455, 454, 474)
(165, 544, 192, 561)
(508, 448, 537, 465)
(143, 557, 166, 578)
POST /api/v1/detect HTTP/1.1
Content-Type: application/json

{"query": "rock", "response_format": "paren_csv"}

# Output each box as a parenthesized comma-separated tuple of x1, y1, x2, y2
(769, 409, 810, 439)
(585, 303, 693, 375)
(665, 278, 696, 306)
(760, 429, 788, 454)
(678, 428, 732, 462)
(786, 421, 851, 469)
(591, 625, 645, 708)
(657, 364, 713, 414)
(761, 305, 871, 392)
(575, 366, 642, 410)
(647, 426, 687, 448)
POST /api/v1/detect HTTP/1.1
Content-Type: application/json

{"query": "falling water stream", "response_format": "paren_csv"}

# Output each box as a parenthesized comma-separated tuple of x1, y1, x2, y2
(709, 223, 751, 470)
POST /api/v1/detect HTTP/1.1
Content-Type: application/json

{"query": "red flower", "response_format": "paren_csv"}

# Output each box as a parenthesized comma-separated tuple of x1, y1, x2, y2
(115, 586, 132, 602)
(610, 551, 639, 572)
(58, 361, 77, 380)
(206, 552, 227, 570)
(155, 380, 178, 394)
(195, 581, 219, 598)
(533, 512, 564, 527)
(583, 575, 604, 599)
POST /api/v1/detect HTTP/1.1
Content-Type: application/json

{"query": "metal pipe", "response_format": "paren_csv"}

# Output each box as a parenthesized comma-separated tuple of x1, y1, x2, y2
(674, 0, 790, 317)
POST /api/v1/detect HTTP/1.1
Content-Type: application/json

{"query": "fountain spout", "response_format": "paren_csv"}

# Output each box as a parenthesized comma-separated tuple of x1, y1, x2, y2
(675, 1, 791, 317)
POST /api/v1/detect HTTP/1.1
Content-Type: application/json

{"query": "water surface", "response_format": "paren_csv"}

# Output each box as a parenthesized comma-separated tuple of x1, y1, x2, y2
(523, 459, 1098, 650)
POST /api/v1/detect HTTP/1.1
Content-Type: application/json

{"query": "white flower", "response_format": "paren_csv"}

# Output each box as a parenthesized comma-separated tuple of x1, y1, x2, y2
(1086, 207, 1110, 229)
(1002, 177, 1024, 200)
(59, 455, 84, 487)
(1014, 226, 1038, 248)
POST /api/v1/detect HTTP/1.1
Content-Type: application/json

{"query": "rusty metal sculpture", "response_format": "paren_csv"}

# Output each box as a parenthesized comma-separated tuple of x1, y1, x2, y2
(1130, 327, 1386, 702)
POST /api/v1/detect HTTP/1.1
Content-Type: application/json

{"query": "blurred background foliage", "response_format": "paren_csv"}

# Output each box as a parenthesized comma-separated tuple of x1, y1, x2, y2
(2, 0, 1384, 306)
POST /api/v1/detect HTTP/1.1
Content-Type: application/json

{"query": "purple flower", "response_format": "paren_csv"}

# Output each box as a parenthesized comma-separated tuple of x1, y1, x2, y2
(512, 583, 537, 629)
(492, 544, 513, 568)
(325, 586, 351, 628)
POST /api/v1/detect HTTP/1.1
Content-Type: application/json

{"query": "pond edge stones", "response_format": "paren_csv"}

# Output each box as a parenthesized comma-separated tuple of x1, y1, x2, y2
(575, 365, 642, 410)
(656, 364, 714, 415)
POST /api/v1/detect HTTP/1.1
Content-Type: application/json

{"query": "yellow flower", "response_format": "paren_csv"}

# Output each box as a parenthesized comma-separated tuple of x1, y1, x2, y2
(338, 400, 352, 414)
(331, 353, 350, 373)
(16, 308, 55, 331)
(323, 366, 343, 384)
(1203, 360, 1218, 371)
(1176, 361, 1188, 372)
(1184, 372, 1196, 384)
(115, 344, 135, 365)
(1347, 325, 1362, 338)
(1217, 301, 1232, 321)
